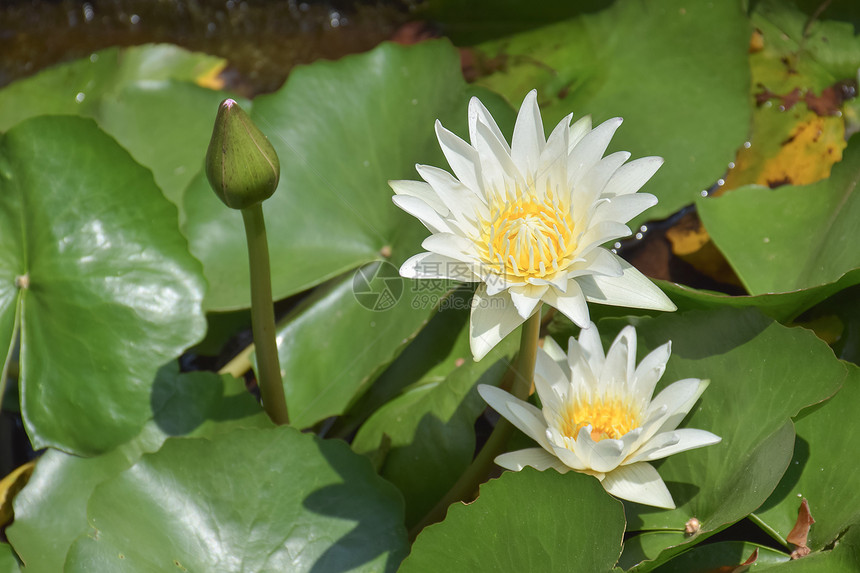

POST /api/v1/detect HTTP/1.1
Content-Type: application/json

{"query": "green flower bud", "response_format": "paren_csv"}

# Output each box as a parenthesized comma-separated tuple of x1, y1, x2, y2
(205, 98, 280, 210)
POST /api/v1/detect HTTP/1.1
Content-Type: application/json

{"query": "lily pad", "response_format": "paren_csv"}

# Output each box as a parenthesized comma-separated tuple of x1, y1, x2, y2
(472, 0, 751, 224)
(64, 427, 408, 573)
(650, 540, 789, 571)
(400, 468, 625, 572)
(752, 362, 860, 551)
(594, 308, 846, 569)
(5, 367, 270, 573)
(0, 544, 19, 573)
(698, 135, 860, 296)
(182, 39, 515, 311)
(0, 116, 206, 455)
(352, 316, 518, 526)
(0, 44, 231, 207)
(761, 523, 860, 572)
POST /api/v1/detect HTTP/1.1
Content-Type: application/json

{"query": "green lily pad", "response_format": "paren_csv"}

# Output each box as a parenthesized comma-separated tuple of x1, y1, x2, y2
(182, 39, 514, 311)
(592, 308, 846, 569)
(5, 367, 270, 573)
(400, 468, 625, 572)
(0, 544, 19, 573)
(266, 268, 450, 429)
(752, 362, 860, 551)
(752, 0, 860, 96)
(0, 44, 231, 207)
(64, 427, 408, 572)
(352, 316, 518, 527)
(331, 289, 474, 438)
(698, 135, 860, 296)
(761, 523, 860, 572)
(0, 116, 206, 455)
(649, 540, 789, 571)
(472, 0, 751, 224)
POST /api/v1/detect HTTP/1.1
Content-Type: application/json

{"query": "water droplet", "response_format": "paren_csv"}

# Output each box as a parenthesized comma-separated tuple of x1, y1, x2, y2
(411, 99, 418, 105)
(717, 178, 725, 186)
(130, 14, 140, 24)
(83, 3, 94, 22)
(635, 232, 643, 240)
(370, 321, 376, 327)
(613, 242, 622, 249)
(207, 22, 216, 33)
(743, 141, 752, 149)
(363, 160, 370, 167)
(728, 161, 735, 169)
(778, 104, 785, 111)
(764, 100, 773, 108)
(75, 92, 86, 103)
(90, 53, 99, 63)
(763, 237, 770, 243)
(700, 190, 708, 197)
(639, 225, 648, 233)
(330, 11, 341, 27)
(610, 248, 617, 254)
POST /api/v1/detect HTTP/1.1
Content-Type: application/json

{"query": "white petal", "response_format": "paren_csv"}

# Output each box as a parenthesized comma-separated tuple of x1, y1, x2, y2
(477, 385, 551, 450)
(602, 156, 663, 197)
(495, 448, 569, 473)
(475, 120, 525, 197)
(435, 120, 484, 197)
(565, 248, 623, 279)
(511, 90, 545, 181)
(592, 193, 658, 226)
(416, 164, 487, 231)
(422, 233, 480, 262)
(572, 428, 627, 473)
(547, 440, 589, 471)
(539, 112, 572, 180)
(626, 429, 722, 464)
(534, 348, 569, 407)
(390, 179, 448, 215)
(399, 252, 480, 281)
(581, 151, 630, 199)
(569, 117, 623, 190)
(650, 378, 710, 434)
(577, 220, 632, 253)
(469, 286, 524, 361)
(631, 341, 671, 404)
(601, 325, 637, 390)
(579, 255, 677, 311)
(543, 281, 590, 328)
(567, 115, 592, 152)
(601, 462, 676, 509)
(469, 96, 510, 154)
(392, 195, 453, 234)
(509, 284, 546, 319)
(575, 321, 605, 376)
(540, 336, 567, 363)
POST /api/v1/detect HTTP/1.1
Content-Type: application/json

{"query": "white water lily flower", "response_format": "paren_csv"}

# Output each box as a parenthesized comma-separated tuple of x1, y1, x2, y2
(478, 323, 721, 509)
(391, 90, 675, 360)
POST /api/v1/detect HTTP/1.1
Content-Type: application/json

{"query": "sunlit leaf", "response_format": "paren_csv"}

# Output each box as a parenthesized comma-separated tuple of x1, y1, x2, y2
(0, 44, 231, 207)
(5, 368, 270, 572)
(0, 544, 19, 573)
(400, 469, 625, 572)
(699, 136, 860, 296)
(0, 116, 206, 455)
(64, 427, 408, 573)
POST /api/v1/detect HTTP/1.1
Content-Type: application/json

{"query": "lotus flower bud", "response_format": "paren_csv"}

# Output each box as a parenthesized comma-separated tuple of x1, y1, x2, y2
(205, 98, 280, 210)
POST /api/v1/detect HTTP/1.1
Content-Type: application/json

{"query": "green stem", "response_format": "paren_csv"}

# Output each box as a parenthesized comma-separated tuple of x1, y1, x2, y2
(408, 305, 542, 540)
(241, 203, 289, 425)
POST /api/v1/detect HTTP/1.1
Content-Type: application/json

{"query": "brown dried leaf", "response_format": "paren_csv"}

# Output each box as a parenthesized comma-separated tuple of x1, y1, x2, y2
(787, 498, 816, 551)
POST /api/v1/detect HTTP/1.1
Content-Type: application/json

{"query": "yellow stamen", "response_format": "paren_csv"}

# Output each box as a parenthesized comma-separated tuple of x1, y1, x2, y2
(478, 188, 576, 280)
(561, 396, 641, 442)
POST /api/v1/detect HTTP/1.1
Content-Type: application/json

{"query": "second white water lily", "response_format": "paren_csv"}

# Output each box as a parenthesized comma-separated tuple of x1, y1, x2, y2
(478, 322, 721, 509)
(391, 90, 675, 360)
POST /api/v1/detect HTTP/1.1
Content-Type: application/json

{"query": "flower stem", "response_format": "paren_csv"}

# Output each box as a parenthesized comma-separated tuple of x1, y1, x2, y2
(241, 203, 289, 426)
(408, 305, 542, 540)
